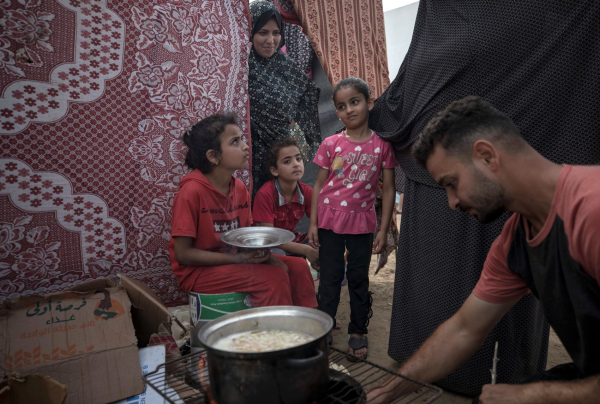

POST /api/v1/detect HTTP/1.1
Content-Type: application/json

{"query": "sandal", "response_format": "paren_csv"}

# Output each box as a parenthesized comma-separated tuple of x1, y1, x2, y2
(347, 335, 368, 362)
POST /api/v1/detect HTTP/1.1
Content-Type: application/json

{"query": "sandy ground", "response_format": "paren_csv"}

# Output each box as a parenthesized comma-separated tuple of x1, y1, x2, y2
(318, 214, 572, 403)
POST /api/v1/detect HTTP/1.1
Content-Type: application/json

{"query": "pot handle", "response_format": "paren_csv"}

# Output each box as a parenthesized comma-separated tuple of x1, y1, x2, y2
(279, 349, 324, 369)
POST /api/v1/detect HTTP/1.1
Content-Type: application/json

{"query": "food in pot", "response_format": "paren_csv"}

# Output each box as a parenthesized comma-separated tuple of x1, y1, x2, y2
(213, 329, 314, 352)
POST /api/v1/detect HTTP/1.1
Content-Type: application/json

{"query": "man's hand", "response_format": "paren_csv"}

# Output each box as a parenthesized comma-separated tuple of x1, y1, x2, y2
(307, 224, 320, 248)
(303, 244, 320, 270)
(479, 384, 526, 404)
(366, 376, 406, 403)
(372, 230, 388, 254)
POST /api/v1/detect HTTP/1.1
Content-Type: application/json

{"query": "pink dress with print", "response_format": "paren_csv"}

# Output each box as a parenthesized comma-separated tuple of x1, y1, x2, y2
(313, 131, 397, 234)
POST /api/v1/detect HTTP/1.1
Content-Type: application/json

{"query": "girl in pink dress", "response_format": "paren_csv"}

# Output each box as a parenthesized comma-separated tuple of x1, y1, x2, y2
(308, 78, 396, 360)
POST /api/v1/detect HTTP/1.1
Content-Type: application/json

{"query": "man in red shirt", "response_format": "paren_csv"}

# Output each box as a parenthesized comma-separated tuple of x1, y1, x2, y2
(368, 97, 600, 404)
(253, 138, 320, 270)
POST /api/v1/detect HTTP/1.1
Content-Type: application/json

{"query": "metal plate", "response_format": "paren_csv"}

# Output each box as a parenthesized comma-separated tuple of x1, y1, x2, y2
(220, 226, 295, 249)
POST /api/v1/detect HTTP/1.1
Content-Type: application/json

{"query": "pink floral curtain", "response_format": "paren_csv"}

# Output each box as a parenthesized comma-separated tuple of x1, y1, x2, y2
(0, 0, 252, 305)
(286, 0, 390, 99)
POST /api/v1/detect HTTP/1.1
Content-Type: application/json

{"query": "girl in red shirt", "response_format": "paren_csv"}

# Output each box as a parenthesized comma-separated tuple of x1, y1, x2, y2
(168, 114, 317, 308)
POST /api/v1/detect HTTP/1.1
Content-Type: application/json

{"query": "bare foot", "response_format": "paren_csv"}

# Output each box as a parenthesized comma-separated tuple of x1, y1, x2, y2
(348, 333, 367, 358)
(335, 319, 341, 329)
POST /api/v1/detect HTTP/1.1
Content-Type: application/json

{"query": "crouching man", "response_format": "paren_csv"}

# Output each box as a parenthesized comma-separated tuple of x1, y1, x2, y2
(369, 96, 600, 404)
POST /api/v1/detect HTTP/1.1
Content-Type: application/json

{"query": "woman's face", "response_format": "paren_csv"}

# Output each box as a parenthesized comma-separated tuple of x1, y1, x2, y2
(253, 18, 281, 58)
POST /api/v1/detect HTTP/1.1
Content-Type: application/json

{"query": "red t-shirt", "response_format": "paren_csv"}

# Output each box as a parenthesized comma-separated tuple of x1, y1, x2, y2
(168, 170, 252, 291)
(252, 179, 312, 243)
(474, 165, 600, 303)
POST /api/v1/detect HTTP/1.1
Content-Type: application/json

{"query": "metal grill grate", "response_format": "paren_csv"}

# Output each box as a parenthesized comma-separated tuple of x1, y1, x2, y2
(143, 347, 444, 403)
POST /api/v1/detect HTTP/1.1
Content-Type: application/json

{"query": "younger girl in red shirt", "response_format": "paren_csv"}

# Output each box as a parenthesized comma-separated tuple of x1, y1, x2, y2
(168, 114, 317, 308)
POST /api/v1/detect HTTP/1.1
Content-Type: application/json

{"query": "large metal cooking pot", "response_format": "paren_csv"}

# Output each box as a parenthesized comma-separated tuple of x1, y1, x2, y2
(198, 306, 333, 404)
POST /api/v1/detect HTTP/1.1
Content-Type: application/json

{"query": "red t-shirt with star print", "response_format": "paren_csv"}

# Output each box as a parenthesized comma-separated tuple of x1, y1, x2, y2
(169, 169, 252, 291)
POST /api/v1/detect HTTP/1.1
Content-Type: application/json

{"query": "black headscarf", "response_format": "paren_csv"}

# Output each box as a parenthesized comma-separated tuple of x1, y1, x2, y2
(250, 2, 283, 42)
(248, 1, 320, 196)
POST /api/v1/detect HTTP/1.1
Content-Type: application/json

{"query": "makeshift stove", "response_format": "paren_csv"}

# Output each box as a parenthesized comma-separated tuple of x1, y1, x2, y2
(143, 347, 443, 403)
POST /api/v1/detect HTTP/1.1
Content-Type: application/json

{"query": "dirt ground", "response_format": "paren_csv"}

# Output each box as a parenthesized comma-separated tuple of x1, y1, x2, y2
(318, 214, 572, 403)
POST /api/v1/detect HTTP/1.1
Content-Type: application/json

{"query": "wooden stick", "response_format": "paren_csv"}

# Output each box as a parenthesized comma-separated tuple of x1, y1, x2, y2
(490, 341, 499, 385)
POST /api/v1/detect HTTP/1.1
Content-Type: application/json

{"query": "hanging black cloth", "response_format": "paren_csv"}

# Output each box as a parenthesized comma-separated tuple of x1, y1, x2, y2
(369, 0, 600, 396)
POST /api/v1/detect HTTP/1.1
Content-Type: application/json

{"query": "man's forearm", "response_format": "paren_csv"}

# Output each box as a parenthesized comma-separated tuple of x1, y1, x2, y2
(399, 312, 487, 384)
(369, 311, 489, 403)
(481, 375, 600, 404)
(368, 295, 519, 404)
(527, 376, 600, 404)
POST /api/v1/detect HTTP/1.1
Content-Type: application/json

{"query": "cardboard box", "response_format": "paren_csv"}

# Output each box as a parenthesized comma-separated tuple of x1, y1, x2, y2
(0, 279, 144, 404)
(0, 373, 68, 404)
(114, 345, 174, 404)
(119, 274, 171, 348)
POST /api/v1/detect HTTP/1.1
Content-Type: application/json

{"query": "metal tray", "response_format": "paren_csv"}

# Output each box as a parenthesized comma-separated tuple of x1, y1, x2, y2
(220, 226, 295, 248)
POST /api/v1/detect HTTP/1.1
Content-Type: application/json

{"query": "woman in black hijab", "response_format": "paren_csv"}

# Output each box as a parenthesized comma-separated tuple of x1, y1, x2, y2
(248, 1, 320, 196)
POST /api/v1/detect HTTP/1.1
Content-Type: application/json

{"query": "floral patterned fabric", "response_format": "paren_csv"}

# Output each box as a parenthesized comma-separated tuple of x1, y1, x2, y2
(248, 1, 320, 196)
(271, 0, 299, 24)
(273, 0, 295, 17)
(0, 0, 252, 305)
(289, 0, 390, 99)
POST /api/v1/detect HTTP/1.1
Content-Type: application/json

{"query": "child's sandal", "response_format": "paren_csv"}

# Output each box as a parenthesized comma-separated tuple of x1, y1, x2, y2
(347, 336, 368, 362)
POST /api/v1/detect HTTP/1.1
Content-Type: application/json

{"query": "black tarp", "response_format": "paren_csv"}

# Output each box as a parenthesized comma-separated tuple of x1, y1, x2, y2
(370, 0, 600, 396)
